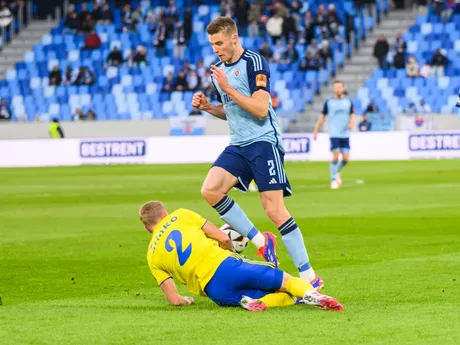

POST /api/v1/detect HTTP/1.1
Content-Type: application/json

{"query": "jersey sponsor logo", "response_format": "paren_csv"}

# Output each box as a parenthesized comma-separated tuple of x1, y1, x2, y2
(409, 133, 460, 151)
(282, 136, 310, 154)
(80, 140, 146, 158)
(256, 74, 267, 87)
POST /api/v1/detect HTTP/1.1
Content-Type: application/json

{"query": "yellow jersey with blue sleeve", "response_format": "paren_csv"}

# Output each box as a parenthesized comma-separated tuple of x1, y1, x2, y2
(147, 208, 233, 296)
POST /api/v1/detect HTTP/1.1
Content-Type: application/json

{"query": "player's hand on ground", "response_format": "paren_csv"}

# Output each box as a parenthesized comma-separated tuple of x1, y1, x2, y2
(210, 65, 230, 93)
(191, 92, 209, 110)
(183, 296, 194, 305)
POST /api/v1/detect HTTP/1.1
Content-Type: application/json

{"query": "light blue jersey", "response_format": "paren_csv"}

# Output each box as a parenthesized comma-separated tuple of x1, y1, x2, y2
(322, 97, 354, 138)
(211, 49, 284, 152)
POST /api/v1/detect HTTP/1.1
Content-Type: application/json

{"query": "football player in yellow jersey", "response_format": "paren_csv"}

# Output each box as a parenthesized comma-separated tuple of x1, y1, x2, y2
(139, 201, 343, 312)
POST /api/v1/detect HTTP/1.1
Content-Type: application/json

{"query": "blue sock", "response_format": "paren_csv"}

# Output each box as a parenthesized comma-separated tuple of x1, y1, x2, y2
(278, 218, 315, 281)
(213, 196, 263, 245)
(337, 160, 348, 172)
(330, 160, 338, 181)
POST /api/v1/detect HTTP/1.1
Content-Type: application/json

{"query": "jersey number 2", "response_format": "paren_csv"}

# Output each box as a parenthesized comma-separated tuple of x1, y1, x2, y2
(165, 230, 192, 266)
(268, 160, 276, 176)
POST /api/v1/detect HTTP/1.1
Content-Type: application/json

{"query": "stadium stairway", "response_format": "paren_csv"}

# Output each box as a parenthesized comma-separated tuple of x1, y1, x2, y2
(289, 9, 415, 132)
(0, 19, 58, 79)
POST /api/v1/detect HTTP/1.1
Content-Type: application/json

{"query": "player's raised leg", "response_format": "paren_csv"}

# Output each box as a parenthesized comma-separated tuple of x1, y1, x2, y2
(201, 165, 269, 254)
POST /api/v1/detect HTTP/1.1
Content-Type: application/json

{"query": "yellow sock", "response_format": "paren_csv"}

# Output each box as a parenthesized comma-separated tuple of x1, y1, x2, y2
(286, 277, 315, 298)
(259, 293, 296, 307)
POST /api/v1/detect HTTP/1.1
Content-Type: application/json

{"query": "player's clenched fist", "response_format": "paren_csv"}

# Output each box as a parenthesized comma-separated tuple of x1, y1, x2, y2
(191, 92, 208, 110)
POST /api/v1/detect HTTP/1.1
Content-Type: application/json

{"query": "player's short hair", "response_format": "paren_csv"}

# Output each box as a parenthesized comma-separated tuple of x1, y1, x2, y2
(206, 16, 237, 36)
(139, 201, 166, 227)
(333, 80, 344, 85)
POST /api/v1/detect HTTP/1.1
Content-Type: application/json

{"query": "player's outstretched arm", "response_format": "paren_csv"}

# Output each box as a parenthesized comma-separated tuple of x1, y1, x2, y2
(160, 278, 195, 306)
(202, 220, 234, 252)
(313, 114, 326, 141)
(191, 92, 227, 120)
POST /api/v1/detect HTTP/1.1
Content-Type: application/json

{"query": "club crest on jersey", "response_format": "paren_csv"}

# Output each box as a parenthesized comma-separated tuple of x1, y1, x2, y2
(234, 70, 240, 77)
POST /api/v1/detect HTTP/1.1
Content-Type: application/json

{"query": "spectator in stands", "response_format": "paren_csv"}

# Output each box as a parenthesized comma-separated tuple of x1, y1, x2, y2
(299, 52, 321, 71)
(101, 4, 113, 24)
(74, 67, 95, 86)
(259, 40, 273, 61)
(183, 6, 193, 41)
(122, 4, 133, 31)
(196, 60, 206, 80)
(49, 118, 64, 139)
(365, 99, 378, 114)
(106, 46, 124, 67)
(154, 19, 167, 57)
(49, 65, 62, 86)
(175, 70, 189, 91)
(73, 108, 84, 121)
(290, 0, 302, 16)
(248, 4, 261, 37)
(307, 39, 320, 59)
(220, 0, 234, 17)
(430, 49, 448, 77)
(133, 46, 148, 67)
(358, 114, 372, 132)
(373, 34, 389, 70)
(187, 69, 200, 91)
(91, 2, 102, 22)
(418, 100, 432, 113)
(165, 0, 179, 36)
(85, 109, 97, 120)
(419, 63, 432, 78)
(129, 7, 142, 32)
(282, 12, 298, 43)
(78, 3, 89, 24)
(406, 55, 419, 77)
(0, 98, 11, 121)
(173, 20, 186, 60)
(433, 0, 445, 16)
(84, 29, 101, 50)
(266, 12, 283, 44)
(303, 11, 315, 45)
(65, 11, 81, 32)
(315, 4, 329, 40)
(63, 66, 75, 85)
(280, 41, 299, 64)
(393, 33, 406, 69)
(200, 71, 214, 98)
(235, 0, 250, 30)
(417, 0, 428, 14)
(162, 72, 175, 92)
(405, 102, 418, 114)
(81, 13, 95, 33)
(327, 4, 342, 42)
(319, 40, 333, 70)
(269, 1, 288, 17)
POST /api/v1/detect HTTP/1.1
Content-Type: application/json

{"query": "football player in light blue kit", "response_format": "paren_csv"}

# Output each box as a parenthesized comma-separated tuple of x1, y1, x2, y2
(313, 81, 356, 189)
(191, 17, 323, 289)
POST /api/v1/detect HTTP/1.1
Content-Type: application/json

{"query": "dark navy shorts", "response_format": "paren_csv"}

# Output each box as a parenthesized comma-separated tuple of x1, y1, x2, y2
(330, 137, 350, 152)
(204, 256, 284, 306)
(212, 141, 292, 197)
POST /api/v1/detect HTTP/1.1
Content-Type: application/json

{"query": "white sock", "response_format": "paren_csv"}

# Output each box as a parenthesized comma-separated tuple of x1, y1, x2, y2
(299, 268, 316, 282)
(251, 232, 265, 249)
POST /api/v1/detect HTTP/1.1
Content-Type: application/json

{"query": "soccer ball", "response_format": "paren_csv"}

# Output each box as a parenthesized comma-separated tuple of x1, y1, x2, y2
(220, 224, 249, 253)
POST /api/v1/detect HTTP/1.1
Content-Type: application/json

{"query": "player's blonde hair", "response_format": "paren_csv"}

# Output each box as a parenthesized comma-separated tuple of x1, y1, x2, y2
(139, 201, 166, 227)
(206, 16, 237, 36)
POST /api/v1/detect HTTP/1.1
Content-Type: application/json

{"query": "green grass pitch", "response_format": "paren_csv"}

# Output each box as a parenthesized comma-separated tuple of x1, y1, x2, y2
(1, 160, 459, 345)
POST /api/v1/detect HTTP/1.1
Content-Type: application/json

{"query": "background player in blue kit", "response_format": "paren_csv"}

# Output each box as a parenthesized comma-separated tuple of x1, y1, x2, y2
(313, 81, 356, 190)
(191, 17, 323, 289)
